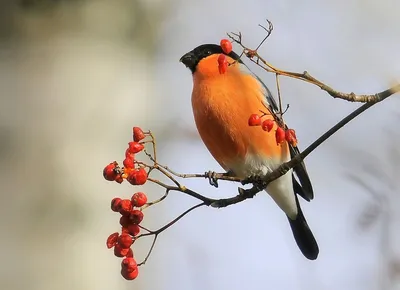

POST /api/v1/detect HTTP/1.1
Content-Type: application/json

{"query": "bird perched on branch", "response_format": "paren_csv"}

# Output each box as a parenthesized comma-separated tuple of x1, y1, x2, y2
(180, 43, 319, 260)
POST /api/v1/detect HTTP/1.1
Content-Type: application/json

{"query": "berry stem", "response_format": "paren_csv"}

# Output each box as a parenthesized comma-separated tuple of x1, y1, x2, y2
(137, 234, 158, 266)
(140, 184, 169, 208)
(138, 224, 153, 233)
(138, 202, 205, 239)
(148, 131, 157, 163)
(275, 74, 283, 115)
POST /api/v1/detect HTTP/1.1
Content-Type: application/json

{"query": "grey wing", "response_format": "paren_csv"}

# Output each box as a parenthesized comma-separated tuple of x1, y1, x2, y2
(242, 62, 314, 201)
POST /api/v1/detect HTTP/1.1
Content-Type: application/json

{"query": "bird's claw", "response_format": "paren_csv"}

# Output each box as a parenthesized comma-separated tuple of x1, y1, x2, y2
(241, 175, 266, 190)
(205, 171, 219, 188)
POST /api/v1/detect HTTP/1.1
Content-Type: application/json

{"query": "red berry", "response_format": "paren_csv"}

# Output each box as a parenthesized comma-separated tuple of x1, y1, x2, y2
(126, 248, 134, 258)
(275, 127, 286, 145)
(261, 119, 274, 132)
(133, 127, 145, 142)
(111, 198, 122, 212)
(103, 162, 118, 181)
(131, 192, 147, 207)
(136, 168, 148, 184)
(120, 215, 130, 227)
(119, 199, 132, 216)
(121, 257, 137, 273)
(114, 243, 130, 257)
(106, 232, 119, 249)
(218, 54, 228, 74)
(128, 142, 144, 154)
(285, 129, 298, 146)
(125, 148, 135, 159)
(220, 39, 233, 54)
(121, 266, 139, 280)
(123, 157, 135, 169)
(126, 171, 138, 185)
(248, 114, 262, 126)
(115, 174, 124, 184)
(127, 168, 148, 185)
(126, 224, 140, 236)
(130, 210, 144, 224)
(118, 233, 133, 248)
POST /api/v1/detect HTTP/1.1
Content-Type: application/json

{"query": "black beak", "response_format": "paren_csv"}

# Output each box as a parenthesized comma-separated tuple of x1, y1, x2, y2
(179, 52, 196, 68)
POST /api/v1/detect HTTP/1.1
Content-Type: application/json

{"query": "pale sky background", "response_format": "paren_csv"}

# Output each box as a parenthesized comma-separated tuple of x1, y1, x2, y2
(0, 1, 399, 290)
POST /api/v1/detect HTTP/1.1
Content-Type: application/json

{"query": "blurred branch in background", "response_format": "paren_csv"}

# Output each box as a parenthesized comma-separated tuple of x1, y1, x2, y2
(348, 129, 400, 290)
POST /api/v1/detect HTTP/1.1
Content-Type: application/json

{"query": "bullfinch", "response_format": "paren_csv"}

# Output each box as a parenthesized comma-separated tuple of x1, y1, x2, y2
(180, 43, 319, 260)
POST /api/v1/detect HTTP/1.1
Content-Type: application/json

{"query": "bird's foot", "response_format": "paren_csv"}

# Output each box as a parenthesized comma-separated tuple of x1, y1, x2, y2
(241, 174, 266, 190)
(241, 174, 262, 185)
(205, 170, 235, 188)
(205, 171, 220, 188)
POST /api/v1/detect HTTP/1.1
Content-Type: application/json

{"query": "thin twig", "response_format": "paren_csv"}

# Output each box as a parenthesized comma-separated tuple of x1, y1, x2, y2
(276, 74, 283, 114)
(255, 19, 274, 50)
(138, 202, 206, 239)
(148, 131, 157, 163)
(138, 234, 158, 266)
(227, 27, 400, 103)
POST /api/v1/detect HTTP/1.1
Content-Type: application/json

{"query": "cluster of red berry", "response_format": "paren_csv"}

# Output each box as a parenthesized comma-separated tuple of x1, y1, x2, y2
(103, 127, 148, 185)
(106, 192, 147, 280)
(248, 114, 297, 146)
(217, 39, 233, 74)
(103, 127, 150, 280)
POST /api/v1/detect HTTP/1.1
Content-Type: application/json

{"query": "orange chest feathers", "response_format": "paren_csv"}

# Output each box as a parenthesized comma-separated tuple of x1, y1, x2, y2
(191, 73, 281, 170)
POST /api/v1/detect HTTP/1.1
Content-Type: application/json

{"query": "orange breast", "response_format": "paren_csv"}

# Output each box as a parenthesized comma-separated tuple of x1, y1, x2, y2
(191, 66, 288, 171)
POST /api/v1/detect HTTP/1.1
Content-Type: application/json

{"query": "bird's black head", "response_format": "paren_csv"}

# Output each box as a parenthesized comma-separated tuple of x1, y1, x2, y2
(179, 44, 241, 73)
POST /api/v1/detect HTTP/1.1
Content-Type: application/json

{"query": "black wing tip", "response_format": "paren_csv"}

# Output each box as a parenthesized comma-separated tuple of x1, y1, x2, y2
(293, 176, 311, 202)
(289, 145, 314, 201)
(292, 172, 314, 201)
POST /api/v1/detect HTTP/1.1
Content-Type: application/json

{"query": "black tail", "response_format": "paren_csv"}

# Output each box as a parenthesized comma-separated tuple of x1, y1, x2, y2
(287, 196, 319, 260)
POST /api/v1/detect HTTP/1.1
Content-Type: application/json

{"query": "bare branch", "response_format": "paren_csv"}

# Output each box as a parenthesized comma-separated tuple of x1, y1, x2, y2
(228, 25, 400, 103)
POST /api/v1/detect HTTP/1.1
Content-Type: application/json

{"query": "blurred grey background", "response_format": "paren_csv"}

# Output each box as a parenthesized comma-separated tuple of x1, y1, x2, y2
(0, 0, 399, 290)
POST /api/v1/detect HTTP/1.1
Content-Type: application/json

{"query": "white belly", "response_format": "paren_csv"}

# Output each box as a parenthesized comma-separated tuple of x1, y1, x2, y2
(227, 153, 298, 219)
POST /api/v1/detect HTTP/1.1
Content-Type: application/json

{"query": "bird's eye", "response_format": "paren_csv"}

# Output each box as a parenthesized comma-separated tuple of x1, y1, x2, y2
(206, 50, 212, 55)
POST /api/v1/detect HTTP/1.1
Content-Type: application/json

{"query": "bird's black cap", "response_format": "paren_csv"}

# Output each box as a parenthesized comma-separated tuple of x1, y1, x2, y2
(180, 44, 241, 73)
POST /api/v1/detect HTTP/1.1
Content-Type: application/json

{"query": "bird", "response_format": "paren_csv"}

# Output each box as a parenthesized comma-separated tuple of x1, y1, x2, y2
(180, 43, 319, 260)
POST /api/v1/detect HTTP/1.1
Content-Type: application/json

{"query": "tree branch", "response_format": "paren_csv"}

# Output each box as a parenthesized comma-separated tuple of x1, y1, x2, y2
(149, 83, 399, 208)
(228, 22, 400, 103)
